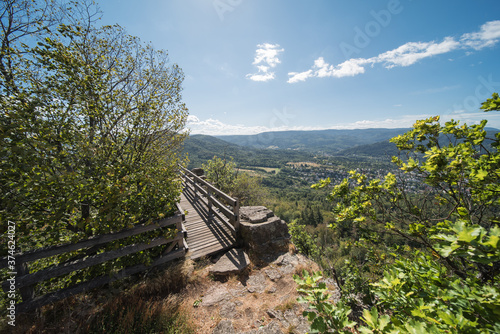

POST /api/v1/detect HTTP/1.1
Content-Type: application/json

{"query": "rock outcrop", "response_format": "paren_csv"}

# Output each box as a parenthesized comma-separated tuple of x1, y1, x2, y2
(210, 249, 251, 277)
(191, 167, 205, 177)
(239, 206, 290, 263)
(194, 253, 329, 333)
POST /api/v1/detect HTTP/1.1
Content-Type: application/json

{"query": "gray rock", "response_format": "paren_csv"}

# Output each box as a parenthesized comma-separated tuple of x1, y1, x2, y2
(266, 285, 277, 294)
(273, 253, 300, 267)
(239, 206, 290, 261)
(240, 206, 274, 224)
(264, 268, 282, 281)
(244, 307, 254, 318)
(267, 308, 309, 333)
(283, 309, 301, 328)
(213, 320, 236, 334)
(266, 309, 284, 321)
(246, 273, 267, 293)
(210, 249, 250, 276)
(244, 321, 284, 334)
(220, 301, 237, 319)
(201, 285, 231, 307)
(229, 285, 249, 298)
(191, 167, 205, 176)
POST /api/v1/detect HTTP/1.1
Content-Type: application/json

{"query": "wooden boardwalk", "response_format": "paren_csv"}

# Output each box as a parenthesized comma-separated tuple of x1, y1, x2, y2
(179, 185, 236, 259)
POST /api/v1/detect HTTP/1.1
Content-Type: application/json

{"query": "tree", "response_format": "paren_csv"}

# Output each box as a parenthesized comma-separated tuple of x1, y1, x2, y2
(0, 0, 187, 261)
(298, 94, 500, 333)
(201, 155, 268, 205)
(231, 172, 268, 206)
(202, 155, 237, 193)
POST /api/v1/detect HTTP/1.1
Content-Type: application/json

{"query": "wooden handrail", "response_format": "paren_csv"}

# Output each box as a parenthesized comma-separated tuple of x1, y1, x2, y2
(0, 213, 183, 269)
(180, 166, 238, 206)
(4, 209, 187, 313)
(179, 166, 240, 234)
(3, 233, 183, 292)
(15, 248, 185, 313)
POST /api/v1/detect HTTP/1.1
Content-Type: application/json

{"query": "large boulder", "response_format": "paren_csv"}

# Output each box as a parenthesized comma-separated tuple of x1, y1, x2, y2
(239, 206, 290, 262)
(210, 248, 250, 277)
(191, 167, 205, 177)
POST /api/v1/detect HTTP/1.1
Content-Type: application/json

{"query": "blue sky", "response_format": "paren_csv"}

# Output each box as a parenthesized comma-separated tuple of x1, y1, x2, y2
(99, 0, 500, 135)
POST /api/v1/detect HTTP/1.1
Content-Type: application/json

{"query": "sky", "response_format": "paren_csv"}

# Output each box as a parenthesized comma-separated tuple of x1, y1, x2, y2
(99, 0, 500, 135)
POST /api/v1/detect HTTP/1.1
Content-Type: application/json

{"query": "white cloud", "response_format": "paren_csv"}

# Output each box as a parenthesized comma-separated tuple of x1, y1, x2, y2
(246, 43, 284, 82)
(314, 57, 368, 77)
(287, 69, 314, 83)
(287, 57, 367, 83)
(461, 20, 500, 50)
(374, 37, 460, 68)
(186, 116, 273, 135)
(331, 58, 369, 77)
(253, 43, 283, 67)
(246, 72, 276, 82)
(187, 115, 200, 123)
(288, 21, 500, 83)
(185, 115, 423, 136)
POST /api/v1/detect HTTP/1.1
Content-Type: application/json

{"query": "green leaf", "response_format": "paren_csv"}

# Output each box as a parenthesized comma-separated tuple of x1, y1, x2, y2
(474, 169, 488, 181)
(362, 308, 378, 329)
(457, 226, 480, 243)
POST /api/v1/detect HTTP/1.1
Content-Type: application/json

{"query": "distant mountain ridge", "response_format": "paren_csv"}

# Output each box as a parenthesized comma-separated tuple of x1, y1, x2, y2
(215, 128, 411, 154)
(183, 127, 500, 167)
(182, 134, 314, 168)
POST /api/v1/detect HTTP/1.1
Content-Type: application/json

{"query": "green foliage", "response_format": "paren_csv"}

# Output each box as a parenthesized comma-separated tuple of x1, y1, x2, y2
(0, 0, 187, 301)
(294, 270, 356, 334)
(481, 92, 500, 112)
(299, 93, 500, 333)
(202, 156, 237, 193)
(371, 252, 500, 333)
(289, 220, 320, 259)
(431, 221, 500, 270)
(231, 172, 268, 206)
(202, 155, 268, 205)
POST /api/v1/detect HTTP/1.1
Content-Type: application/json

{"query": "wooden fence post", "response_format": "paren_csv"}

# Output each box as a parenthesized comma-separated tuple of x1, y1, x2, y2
(16, 262, 34, 303)
(193, 175, 199, 200)
(207, 189, 213, 216)
(1, 213, 186, 313)
(233, 198, 240, 233)
(176, 218, 183, 249)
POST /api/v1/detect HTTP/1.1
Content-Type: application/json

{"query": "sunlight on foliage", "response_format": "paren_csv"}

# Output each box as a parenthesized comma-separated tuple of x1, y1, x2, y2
(301, 93, 500, 333)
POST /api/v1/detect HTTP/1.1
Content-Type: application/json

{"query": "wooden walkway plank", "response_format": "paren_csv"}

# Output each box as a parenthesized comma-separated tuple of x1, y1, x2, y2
(180, 185, 236, 260)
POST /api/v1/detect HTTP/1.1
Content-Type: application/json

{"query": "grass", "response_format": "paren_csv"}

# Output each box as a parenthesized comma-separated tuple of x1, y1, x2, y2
(5, 259, 196, 334)
(83, 295, 192, 334)
(275, 297, 298, 313)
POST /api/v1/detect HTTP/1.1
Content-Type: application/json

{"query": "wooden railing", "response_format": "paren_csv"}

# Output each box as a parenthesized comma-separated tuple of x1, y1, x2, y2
(180, 166, 240, 236)
(1, 208, 187, 313)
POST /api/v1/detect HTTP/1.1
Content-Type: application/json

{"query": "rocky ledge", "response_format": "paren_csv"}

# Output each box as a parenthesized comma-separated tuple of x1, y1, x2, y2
(239, 206, 291, 263)
(184, 252, 340, 334)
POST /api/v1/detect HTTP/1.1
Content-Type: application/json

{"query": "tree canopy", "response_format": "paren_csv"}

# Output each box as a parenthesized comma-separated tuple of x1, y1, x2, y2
(0, 0, 188, 254)
(298, 94, 500, 333)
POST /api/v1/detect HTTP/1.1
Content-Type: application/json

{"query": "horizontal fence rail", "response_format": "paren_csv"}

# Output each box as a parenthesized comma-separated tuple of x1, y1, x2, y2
(179, 166, 240, 236)
(1, 211, 188, 313)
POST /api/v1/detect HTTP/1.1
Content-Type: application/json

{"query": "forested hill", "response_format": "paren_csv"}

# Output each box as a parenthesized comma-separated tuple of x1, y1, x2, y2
(184, 127, 500, 167)
(212, 127, 500, 157)
(215, 128, 410, 154)
(182, 134, 315, 168)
